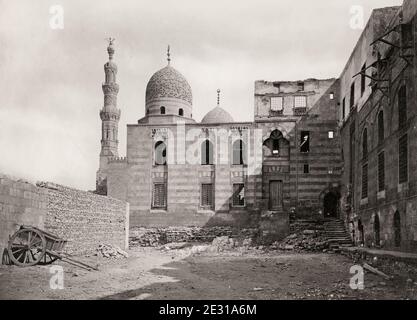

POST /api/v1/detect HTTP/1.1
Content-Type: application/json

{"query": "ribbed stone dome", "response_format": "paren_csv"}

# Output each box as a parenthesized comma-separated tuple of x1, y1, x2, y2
(145, 65, 192, 105)
(201, 106, 234, 124)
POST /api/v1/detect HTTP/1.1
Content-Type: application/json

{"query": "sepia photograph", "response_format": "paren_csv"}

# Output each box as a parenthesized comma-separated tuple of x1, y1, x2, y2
(1, 0, 417, 311)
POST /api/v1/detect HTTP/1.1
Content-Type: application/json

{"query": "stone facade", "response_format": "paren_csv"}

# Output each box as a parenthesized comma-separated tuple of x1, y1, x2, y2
(99, 55, 342, 229)
(0, 174, 128, 258)
(339, 1, 417, 252)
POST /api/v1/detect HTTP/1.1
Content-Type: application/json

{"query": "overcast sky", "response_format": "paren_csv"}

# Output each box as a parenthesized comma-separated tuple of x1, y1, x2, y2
(0, 0, 403, 190)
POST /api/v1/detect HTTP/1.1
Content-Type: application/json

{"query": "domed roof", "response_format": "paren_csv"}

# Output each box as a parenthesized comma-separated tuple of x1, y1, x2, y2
(145, 65, 192, 105)
(201, 106, 234, 124)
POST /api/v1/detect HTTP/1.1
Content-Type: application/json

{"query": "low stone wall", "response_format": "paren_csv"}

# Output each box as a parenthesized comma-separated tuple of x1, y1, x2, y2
(40, 182, 129, 255)
(130, 226, 258, 247)
(0, 175, 48, 256)
(0, 174, 129, 259)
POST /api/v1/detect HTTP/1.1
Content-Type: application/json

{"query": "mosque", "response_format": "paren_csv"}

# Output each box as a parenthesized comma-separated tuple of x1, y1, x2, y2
(96, 39, 341, 227)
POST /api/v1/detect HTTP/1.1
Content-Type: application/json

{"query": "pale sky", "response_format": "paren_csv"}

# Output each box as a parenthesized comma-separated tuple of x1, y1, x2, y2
(0, 0, 403, 190)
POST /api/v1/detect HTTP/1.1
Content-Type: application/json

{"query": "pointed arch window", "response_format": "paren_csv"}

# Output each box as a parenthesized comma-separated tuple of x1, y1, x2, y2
(201, 140, 214, 165)
(160, 106, 166, 115)
(232, 139, 246, 165)
(154, 141, 167, 165)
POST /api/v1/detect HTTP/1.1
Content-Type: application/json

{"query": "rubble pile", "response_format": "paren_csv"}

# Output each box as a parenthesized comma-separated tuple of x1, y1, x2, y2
(130, 227, 258, 247)
(290, 220, 325, 234)
(96, 244, 129, 259)
(271, 229, 329, 252)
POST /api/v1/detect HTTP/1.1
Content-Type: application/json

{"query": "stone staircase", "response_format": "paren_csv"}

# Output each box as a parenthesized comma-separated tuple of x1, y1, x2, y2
(324, 219, 353, 250)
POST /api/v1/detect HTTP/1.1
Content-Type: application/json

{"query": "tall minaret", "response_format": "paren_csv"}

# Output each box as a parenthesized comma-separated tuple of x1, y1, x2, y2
(96, 37, 121, 194)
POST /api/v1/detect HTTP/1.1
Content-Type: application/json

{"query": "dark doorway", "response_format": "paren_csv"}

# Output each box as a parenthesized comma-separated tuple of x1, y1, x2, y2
(394, 211, 401, 247)
(374, 214, 380, 246)
(269, 180, 283, 210)
(358, 219, 364, 245)
(323, 192, 338, 218)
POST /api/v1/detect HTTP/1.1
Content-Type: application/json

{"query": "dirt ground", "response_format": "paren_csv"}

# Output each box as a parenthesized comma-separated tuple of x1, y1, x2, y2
(0, 246, 415, 300)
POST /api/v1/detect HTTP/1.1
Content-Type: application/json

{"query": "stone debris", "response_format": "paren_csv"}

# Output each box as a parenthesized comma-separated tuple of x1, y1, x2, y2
(270, 230, 328, 252)
(130, 227, 258, 247)
(96, 244, 129, 259)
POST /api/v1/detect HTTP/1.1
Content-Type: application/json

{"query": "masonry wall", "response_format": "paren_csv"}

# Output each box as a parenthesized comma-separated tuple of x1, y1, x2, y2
(254, 79, 342, 219)
(119, 123, 259, 228)
(0, 174, 48, 257)
(0, 175, 128, 258)
(43, 182, 128, 255)
(339, 1, 417, 252)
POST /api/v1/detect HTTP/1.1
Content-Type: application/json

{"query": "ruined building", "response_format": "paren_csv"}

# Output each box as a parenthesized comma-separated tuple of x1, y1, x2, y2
(339, 1, 417, 252)
(96, 0, 417, 252)
(96, 45, 340, 230)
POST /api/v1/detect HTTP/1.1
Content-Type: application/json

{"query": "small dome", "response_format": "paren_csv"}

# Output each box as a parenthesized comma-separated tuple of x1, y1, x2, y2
(146, 65, 192, 105)
(201, 106, 234, 124)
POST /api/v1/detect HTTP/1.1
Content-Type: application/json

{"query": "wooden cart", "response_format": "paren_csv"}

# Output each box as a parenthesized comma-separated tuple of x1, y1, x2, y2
(7, 225, 98, 271)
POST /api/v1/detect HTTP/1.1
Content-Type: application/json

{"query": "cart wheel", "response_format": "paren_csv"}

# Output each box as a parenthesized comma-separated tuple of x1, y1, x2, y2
(38, 252, 58, 265)
(8, 228, 46, 267)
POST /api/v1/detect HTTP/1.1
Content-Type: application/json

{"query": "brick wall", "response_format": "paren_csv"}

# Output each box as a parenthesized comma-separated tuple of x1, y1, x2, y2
(0, 174, 129, 258)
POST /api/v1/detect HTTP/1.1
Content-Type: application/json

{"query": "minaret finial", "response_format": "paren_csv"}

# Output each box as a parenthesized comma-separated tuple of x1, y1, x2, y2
(106, 37, 115, 60)
(167, 45, 171, 65)
(217, 89, 221, 106)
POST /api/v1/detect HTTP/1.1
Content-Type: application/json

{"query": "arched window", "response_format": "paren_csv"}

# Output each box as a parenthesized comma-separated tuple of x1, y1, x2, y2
(201, 140, 214, 165)
(160, 106, 166, 115)
(378, 111, 384, 144)
(362, 128, 368, 159)
(178, 108, 184, 116)
(154, 141, 167, 165)
(232, 140, 246, 165)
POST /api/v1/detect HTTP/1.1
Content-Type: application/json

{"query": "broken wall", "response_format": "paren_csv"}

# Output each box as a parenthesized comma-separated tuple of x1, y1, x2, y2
(0, 174, 129, 258)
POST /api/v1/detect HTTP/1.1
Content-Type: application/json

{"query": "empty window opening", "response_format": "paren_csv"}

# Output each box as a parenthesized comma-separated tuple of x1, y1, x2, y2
(272, 139, 279, 155)
(303, 164, 309, 174)
(232, 184, 245, 207)
(361, 63, 366, 96)
(328, 131, 334, 139)
(178, 108, 184, 116)
(300, 131, 310, 153)
(330, 92, 334, 100)
(154, 141, 167, 165)
(160, 106, 166, 114)
(350, 82, 355, 109)
(201, 140, 214, 165)
(232, 139, 245, 165)
(297, 81, 304, 91)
